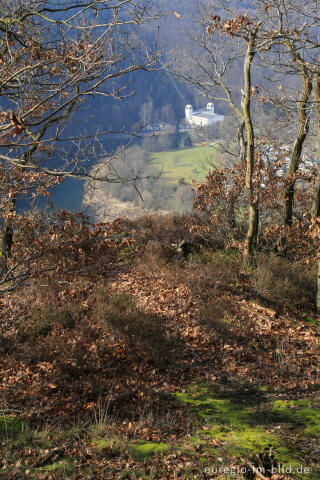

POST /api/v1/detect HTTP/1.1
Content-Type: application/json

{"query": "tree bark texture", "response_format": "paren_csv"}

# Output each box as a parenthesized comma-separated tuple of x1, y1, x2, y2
(312, 72, 320, 219)
(243, 34, 258, 263)
(283, 52, 312, 226)
(1, 194, 16, 258)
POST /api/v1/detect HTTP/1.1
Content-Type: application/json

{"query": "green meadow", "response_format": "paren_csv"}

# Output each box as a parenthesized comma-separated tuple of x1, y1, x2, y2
(148, 145, 219, 186)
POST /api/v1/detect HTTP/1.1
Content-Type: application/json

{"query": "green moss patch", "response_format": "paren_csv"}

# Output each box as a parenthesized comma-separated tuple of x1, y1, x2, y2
(272, 399, 320, 439)
(130, 441, 170, 458)
(91, 438, 110, 451)
(90, 435, 126, 458)
(304, 317, 318, 326)
(173, 383, 320, 479)
(42, 457, 75, 473)
(0, 416, 26, 439)
(90, 436, 170, 460)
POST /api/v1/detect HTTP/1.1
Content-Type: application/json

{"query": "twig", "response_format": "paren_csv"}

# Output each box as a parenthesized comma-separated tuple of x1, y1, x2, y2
(33, 446, 67, 468)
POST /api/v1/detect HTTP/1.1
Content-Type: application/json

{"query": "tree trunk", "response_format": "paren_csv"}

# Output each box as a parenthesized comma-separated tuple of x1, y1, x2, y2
(317, 252, 320, 312)
(238, 121, 247, 164)
(283, 63, 312, 226)
(1, 195, 16, 258)
(312, 71, 320, 312)
(243, 34, 258, 264)
(227, 122, 247, 231)
(311, 72, 320, 219)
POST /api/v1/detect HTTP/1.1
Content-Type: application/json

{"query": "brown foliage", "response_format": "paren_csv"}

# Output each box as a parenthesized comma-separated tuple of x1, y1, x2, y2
(191, 166, 246, 248)
(191, 139, 316, 258)
(134, 239, 176, 275)
(0, 210, 131, 292)
(125, 213, 192, 246)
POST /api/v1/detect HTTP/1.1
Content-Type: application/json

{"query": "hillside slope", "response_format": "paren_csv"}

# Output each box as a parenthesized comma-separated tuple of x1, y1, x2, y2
(0, 215, 319, 479)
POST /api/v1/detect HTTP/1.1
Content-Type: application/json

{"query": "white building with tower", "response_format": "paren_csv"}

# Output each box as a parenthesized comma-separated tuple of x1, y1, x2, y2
(185, 103, 224, 126)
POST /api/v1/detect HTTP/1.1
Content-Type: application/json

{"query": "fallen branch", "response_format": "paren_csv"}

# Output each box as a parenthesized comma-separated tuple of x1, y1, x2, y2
(33, 446, 67, 468)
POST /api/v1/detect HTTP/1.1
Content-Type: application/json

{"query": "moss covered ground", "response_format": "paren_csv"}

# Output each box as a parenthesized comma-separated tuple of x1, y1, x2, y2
(1, 239, 320, 478)
(173, 382, 320, 479)
(1, 381, 319, 479)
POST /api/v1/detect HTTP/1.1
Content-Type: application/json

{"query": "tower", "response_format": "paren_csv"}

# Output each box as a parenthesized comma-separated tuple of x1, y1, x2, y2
(207, 102, 214, 113)
(185, 104, 193, 123)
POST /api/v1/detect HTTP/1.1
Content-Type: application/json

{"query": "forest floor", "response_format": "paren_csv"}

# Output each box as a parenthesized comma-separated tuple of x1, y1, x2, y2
(0, 239, 320, 479)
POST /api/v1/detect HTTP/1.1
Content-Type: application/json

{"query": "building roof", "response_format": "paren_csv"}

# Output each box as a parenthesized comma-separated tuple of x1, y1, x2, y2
(192, 111, 224, 120)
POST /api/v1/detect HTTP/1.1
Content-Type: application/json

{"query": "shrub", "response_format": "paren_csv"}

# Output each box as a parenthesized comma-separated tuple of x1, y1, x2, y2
(184, 249, 243, 300)
(128, 214, 192, 245)
(18, 306, 77, 342)
(208, 249, 242, 279)
(252, 255, 316, 309)
(191, 168, 247, 248)
(134, 239, 179, 275)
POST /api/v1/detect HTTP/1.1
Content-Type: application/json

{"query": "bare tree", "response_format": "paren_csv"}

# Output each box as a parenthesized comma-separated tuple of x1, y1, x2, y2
(257, 0, 315, 227)
(0, 0, 163, 257)
(174, 1, 273, 262)
(174, 0, 320, 262)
